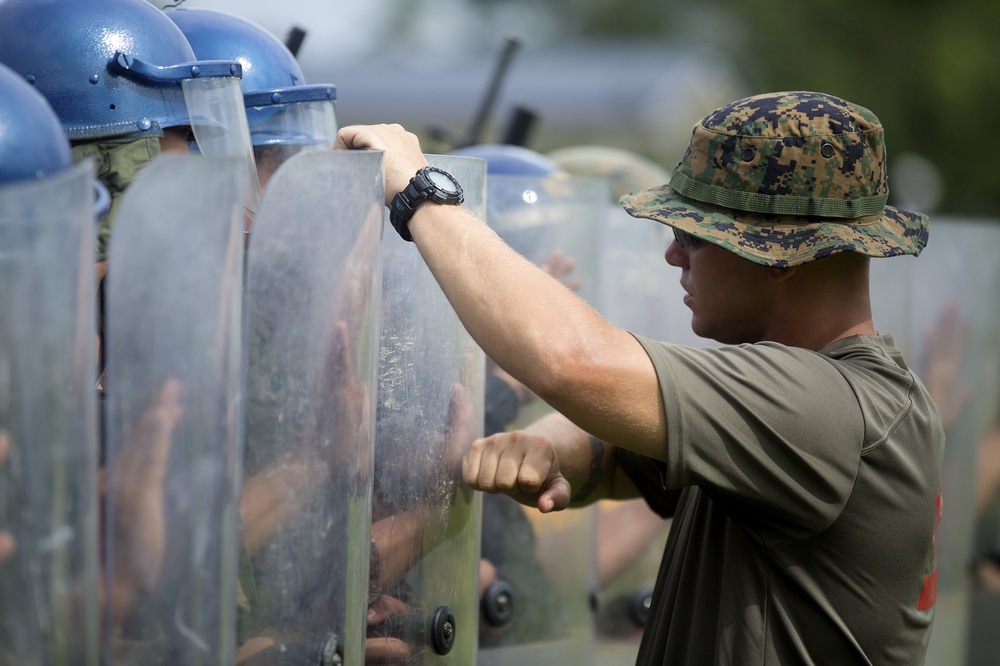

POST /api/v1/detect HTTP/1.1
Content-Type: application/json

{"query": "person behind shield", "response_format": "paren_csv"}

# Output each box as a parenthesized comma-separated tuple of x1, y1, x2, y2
(0, 59, 186, 662)
(335, 91, 945, 664)
(447, 142, 585, 646)
(162, 9, 368, 663)
(0, 0, 251, 456)
(546, 144, 675, 641)
(0, 0, 253, 656)
(0, 0, 257, 289)
(0, 56, 93, 603)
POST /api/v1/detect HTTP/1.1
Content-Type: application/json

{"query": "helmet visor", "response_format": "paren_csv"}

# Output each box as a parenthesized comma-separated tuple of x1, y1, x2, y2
(183, 76, 261, 213)
(248, 98, 338, 150)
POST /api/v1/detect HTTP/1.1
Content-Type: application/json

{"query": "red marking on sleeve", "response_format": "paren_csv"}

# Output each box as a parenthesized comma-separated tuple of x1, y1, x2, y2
(917, 568, 937, 611)
(917, 489, 942, 611)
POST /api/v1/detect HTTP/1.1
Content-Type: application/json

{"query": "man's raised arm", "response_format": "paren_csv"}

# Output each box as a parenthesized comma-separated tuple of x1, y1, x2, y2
(334, 124, 667, 461)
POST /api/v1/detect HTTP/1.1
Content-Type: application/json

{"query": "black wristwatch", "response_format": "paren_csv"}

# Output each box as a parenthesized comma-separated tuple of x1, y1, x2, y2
(388, 166, 464, 241)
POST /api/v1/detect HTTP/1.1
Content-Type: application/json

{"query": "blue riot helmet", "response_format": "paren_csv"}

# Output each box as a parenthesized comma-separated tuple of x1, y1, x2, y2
(450, 143, 564, 177)
(0, 0, 246, 143)
(0, 63, 72, 185)
(167, 8, 338, 188)
(0, 61, 110, 218)
(450, 143, 569, 219)
(0, 0, 261, 256)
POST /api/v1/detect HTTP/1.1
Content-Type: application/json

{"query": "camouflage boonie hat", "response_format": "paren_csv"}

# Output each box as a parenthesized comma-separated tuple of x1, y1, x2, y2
(620, 91, 929, 267)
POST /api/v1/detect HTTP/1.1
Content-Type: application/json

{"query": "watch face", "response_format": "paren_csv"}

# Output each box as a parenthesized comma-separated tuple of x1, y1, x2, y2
(426, 168, 461, 195)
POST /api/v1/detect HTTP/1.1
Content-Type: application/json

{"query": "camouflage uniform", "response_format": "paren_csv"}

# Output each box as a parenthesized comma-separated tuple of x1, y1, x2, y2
(621, 91, 928, 266)
(72, 136, 162, 263)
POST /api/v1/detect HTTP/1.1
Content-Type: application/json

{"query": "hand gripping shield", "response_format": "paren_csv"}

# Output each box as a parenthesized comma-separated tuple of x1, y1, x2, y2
(0, 162, 100, 665)
(240, 150, 384, 665)
(102, 154, 248, 665)
(371, 155, 486, 664)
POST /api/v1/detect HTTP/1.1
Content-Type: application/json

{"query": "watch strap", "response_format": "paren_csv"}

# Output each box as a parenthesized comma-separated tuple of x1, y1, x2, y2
(388, 167, 463, 242)
(389, 180, 424, 241)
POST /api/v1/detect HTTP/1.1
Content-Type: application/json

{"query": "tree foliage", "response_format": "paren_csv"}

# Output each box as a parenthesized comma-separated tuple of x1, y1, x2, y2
(554, 0, 1000, 216)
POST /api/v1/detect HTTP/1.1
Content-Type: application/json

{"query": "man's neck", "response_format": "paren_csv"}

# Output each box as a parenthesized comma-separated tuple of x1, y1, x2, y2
(763, 305, 876, 350)
(761, 254, 875, 350)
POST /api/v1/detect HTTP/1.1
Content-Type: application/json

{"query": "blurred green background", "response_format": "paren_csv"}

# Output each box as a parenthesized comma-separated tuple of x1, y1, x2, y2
(561, 0, 999, 217)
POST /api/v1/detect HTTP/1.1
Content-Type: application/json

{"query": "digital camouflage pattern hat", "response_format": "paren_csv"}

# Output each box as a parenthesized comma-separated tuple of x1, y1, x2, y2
(620, 91, 929, 267)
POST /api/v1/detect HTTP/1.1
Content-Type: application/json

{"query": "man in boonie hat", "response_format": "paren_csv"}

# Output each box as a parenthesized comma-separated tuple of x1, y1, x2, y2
(336, 90, 944, 664)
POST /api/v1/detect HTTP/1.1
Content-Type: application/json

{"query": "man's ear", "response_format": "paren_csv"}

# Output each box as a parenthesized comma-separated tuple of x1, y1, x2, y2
(765, 265, 797, 283)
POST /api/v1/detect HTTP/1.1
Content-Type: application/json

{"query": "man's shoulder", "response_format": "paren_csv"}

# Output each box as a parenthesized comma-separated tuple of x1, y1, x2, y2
(817, 334, 913, 385)
(819, 333, 901, 359)
(820, 334, 944, 453)
(634, 333, 849, 371)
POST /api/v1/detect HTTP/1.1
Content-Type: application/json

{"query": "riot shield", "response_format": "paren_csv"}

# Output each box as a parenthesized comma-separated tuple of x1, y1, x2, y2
(597, 203, 719, 347)
(485, 173, 604, 313)
(102, 154, 247, 665)
(591, 200, 708, 664)
(370, 155, 485, 665)
(590, 499, 666, 665)
(476, 173, 605, 666)
(886, 219, 1000, 666)
(869, 251, 917, 355)
(240, 150, 383, 666)
(0, 162, 99, 665)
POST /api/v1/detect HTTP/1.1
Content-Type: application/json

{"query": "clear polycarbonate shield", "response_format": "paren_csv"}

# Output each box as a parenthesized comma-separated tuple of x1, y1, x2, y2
(241, 150, 383, 666)
(485, 173, 604, 313)
(477, 505, 596, 666)
(591, 500, 668, 665)
(869, 251, 916, 355)
(370, 155, 485, 665)
(887, 218, 1000, 666)
(102, 154, 247, 665)
(597, 203, 718, 347)
(591, 197, 698, 665)
(183, 76, 262, 213)
(598, 203, 672, 339)
(0, 162, 99, 665)
(476, 173, 605, 666)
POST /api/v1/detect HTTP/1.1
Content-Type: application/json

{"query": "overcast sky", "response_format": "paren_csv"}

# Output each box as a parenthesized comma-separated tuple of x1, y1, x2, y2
(160, 0, 385, 55)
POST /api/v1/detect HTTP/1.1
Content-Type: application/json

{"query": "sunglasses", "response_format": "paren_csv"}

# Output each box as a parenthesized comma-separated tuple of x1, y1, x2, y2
(672, 228, 703, 249)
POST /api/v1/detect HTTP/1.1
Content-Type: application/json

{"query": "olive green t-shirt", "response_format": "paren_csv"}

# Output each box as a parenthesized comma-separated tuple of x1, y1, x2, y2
(617, 334, 944, 665)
